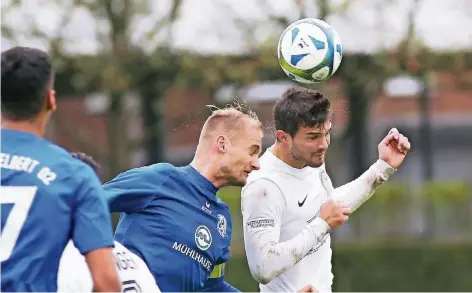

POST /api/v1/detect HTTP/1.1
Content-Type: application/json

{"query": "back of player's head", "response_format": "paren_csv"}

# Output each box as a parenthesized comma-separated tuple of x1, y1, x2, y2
(273, 87, 332, 137)
(1, 46, 54, 121)
(201, 100, 262, 142)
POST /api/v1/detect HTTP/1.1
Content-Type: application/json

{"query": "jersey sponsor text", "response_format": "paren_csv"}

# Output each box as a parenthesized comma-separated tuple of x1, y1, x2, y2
(172, 242, 213, 272)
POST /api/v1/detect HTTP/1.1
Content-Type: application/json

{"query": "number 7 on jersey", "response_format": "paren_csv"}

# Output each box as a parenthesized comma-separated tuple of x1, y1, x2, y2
(0, 186, 38, 262)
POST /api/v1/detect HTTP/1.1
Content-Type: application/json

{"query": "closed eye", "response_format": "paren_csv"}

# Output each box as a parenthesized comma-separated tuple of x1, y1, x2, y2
(249, 145, 261, 156)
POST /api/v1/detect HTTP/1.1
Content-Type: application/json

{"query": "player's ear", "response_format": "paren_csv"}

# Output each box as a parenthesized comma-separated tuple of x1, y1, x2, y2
(46, 89, 57, 112)
(275, 130, 289, 143)
(216, 135, 229, 154)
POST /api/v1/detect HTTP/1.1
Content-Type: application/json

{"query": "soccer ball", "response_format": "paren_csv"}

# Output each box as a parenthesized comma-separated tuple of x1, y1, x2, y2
(277, 18, 343, 83)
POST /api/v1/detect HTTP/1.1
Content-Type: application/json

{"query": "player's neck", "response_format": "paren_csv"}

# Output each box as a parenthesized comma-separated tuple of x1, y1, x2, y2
(1, 119, 46, 137)
(190, 157, 226, 189)
(272, 142, 305, 169)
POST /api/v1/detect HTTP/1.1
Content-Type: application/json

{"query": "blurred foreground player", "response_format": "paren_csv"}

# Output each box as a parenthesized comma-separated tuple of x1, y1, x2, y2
(58, 153, 161, 293)
(103, 105, 263, 292)
(0, 47, 120, 292)
(242, 87, 411, 292)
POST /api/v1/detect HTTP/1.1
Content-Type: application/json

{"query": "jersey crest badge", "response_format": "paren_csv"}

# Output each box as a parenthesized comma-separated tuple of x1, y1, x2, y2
(195, 225, 212, 251)
(216, 214, 227, 238)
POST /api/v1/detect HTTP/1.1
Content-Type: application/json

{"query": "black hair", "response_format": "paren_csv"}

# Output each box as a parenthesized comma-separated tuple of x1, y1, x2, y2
(71, 152, 101, 174)
(273, 87, 332, 137)
(1, 46, 53, 121)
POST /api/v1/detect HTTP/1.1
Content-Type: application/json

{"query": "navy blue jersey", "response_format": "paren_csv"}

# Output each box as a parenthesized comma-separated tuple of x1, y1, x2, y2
(104, 163, 238, 292)
(0, 129, 115, 291)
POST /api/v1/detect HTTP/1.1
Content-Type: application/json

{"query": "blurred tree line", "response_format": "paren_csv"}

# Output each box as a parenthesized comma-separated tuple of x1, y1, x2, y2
(2, 0, 471, 181)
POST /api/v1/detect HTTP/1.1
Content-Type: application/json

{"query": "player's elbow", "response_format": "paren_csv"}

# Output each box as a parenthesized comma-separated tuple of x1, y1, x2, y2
(250, 265, 276, 285)
(249, 254, 282, 285)
(249, 245, 289, 285)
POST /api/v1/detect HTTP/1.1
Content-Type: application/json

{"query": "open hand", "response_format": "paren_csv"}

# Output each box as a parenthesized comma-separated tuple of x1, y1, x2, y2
(378, 128, 411, 169)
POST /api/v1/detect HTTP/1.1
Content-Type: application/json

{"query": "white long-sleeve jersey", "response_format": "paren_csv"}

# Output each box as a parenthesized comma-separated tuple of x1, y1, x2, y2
(241, 147, 396, 292)
(58, 240, 161, 293)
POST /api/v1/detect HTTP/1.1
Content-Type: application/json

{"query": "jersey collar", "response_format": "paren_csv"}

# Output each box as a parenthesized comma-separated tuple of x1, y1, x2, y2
(182, 165, 219, 202)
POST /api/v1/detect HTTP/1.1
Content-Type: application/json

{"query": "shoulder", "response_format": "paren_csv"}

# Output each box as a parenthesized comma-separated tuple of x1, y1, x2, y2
(125, 162, 178, 178)
(241, 177, 286, 209)
(64, 156, 102, 190)
(106, 163, 178, 186)
(111, 163, 177, 180)
(35, 142, 96, 180)
(245, 153, 283, 186)
(42, 150, 100, 194)
(243, 173, 283, 197)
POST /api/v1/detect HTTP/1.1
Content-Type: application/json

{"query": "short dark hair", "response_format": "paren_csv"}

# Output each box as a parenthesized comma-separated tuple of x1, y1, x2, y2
(273, 87, 332, 137)
(1, 46, 53, 121)
(71, 152, 101, 174)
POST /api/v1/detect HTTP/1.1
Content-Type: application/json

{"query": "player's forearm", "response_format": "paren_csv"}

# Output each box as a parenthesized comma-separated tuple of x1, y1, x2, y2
(331, 159, 396, 213)
(85, 248, 121, 292)
(248, 217, 330, 285)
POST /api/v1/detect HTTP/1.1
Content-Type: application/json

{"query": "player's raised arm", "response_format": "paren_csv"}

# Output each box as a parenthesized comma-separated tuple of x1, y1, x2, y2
(242, 178, 348, 284)
(72, 168, 121, 292)
(103, 167, 158, 213)
(330, 128, 411, 213)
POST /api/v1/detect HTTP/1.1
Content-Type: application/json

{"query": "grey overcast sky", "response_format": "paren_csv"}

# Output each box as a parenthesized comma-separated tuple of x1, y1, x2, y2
(1, 0, 471, 54)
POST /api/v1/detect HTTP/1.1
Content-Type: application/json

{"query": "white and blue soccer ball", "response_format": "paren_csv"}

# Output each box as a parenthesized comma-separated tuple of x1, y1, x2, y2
(277, 18, 343, 83)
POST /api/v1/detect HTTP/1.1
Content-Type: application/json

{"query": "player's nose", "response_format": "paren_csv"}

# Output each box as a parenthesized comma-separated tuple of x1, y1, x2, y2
(251, 157, 260, 171)
(319, 136, 329, 150)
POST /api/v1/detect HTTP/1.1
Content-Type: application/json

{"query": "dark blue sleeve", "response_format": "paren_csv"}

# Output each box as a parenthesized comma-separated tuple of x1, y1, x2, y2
(201, 258, 238, 292)
(201, 208, 236, 291)
(103, 167, 159, 213)
(201, 277, 239, 292)
(72, 167, 115, 254)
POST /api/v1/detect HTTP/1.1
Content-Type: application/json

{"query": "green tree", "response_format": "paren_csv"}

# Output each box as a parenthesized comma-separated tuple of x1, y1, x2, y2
(1, 0, 183, 178)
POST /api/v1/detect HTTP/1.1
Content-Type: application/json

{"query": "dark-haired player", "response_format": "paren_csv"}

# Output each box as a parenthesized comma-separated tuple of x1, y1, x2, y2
(1, 46, 120, 292)
(242, 87, 411, 292)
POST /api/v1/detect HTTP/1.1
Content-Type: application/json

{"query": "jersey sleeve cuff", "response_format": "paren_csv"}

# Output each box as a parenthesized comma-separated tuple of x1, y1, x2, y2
(77, 239, 115, 255)
(373, 159, 397, 182)
(306, 217, 331, 243)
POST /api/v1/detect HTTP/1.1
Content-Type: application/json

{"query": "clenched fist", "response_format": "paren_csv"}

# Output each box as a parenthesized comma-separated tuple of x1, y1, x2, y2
(378, 128, 411, 169)
(320, 199, 351, 230)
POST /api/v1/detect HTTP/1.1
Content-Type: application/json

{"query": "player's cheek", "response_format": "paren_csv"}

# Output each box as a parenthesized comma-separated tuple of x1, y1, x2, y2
(306, 140, 319, 153)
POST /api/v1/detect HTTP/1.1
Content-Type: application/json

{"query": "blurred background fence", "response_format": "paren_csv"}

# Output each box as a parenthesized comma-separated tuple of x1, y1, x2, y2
(2, 0, 471, 291)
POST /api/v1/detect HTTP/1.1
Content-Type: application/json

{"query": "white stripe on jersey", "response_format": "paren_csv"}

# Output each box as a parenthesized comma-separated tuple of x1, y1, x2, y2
(58, 240, 161, 293)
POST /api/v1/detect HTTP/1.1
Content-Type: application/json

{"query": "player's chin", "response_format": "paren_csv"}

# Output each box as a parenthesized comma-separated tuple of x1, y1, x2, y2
(308, 156, 325, 167)
(236, 172, 250, 186)
(228, 175, 248, 187)
(232, 179, 247, 187)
